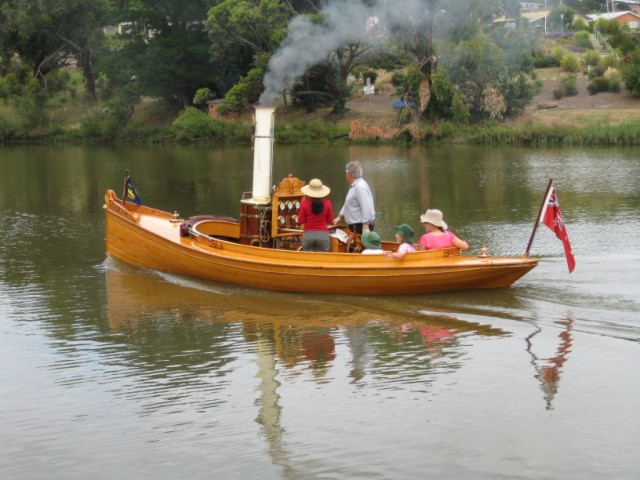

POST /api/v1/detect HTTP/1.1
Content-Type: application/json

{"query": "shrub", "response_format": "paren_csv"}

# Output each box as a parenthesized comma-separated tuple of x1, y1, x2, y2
(601, 52, 620, 69)
(193, 88, 215, 108)
(604, 68, 622, 93)
(561, 53, 581, 73)
(481, 85, 506, 120)
(361, 70, 378, 85)
(609, 74, 621, 92)
(584, 50, 601, 67)
(573, 17, 588, 31)
(594, 18, 621, 35)
(551, 47, 567, 65)
(621, 49, 640, 96)
(533, 54, 558, 68)
(218, 67, 264, 114)
(587, 63, 606, 79)
(553, 88, 564, 99)
(561, 75, 578, 96)
(0, 108, 20, 140)
(452, 91, 470, 123)
(171, 106, 216, 141)
(587, 76, 610, 94)
(80, 111, 119, 141)
(573, 31, 592, 49)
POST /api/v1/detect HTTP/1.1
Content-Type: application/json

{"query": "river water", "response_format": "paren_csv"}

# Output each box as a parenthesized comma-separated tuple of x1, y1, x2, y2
(1, 144, 639, 479)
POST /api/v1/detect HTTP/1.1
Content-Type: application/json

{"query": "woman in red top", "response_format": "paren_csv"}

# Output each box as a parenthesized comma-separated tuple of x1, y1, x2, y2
(299, 179, 334, 252)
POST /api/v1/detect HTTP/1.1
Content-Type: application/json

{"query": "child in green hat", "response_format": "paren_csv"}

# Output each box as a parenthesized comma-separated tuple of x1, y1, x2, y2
(385, 224, 416, 259)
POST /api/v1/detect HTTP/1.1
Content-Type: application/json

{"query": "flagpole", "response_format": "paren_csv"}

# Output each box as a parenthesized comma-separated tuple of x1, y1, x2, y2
(122, 169, 130, 206)
(524, 178, 553, 258)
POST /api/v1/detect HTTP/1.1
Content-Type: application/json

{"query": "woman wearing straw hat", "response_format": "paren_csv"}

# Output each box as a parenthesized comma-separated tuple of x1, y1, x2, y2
(299, 179, 334, 252)
(417, 209, 469, 251)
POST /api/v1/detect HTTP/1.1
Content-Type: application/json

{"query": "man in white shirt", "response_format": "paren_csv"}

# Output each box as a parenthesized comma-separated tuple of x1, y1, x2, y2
(333, 161, 375, 234)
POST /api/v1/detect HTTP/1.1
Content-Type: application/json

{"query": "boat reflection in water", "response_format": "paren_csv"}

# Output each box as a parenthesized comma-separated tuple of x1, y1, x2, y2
(105, 262, 507, 375)
(105, 264, 574, 476)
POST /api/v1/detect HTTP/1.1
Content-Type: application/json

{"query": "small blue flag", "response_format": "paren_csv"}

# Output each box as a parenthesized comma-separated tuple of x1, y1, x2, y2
(126, 177, 142, 205)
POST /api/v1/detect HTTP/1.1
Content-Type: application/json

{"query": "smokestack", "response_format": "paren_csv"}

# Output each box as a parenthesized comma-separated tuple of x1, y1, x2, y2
(251, 106, 276, 203)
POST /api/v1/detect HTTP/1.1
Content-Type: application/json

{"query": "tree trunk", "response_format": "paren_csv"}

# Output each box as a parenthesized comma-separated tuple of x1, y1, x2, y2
(80, 48, 96, 100)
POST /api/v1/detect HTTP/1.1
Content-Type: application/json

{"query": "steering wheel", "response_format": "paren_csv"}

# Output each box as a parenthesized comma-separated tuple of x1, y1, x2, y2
(345, 233, 363, 253)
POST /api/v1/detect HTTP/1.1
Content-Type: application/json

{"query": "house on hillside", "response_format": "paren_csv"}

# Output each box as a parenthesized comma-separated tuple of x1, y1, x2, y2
(587, 11, 640, 30)
(493, 10, 548, 29)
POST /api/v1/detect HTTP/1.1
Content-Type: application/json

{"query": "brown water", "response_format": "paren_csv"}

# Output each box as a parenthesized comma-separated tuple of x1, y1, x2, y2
(1, 144, 639, 479)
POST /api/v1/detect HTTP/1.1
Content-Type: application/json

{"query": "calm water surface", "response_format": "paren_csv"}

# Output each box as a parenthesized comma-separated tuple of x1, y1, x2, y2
(1, 144, 639, 479)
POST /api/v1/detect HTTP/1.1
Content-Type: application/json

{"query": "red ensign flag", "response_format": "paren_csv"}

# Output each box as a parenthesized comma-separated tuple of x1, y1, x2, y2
(541, 188, 576, 273)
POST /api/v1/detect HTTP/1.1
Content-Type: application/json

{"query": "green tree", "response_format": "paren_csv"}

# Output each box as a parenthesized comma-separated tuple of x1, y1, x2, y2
(206, 0, 291, 106)
(97, 0, 221, 108)
(0, 0, 112, 98)
(621, 48, 640, 97)
(385, 0, 439, 116)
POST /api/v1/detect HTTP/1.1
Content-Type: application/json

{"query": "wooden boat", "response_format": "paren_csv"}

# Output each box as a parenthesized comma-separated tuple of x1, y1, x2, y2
(104, 107, 538, 294)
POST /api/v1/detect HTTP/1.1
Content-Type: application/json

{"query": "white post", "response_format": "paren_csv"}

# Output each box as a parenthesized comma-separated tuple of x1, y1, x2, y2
(251, 106, 276, 203)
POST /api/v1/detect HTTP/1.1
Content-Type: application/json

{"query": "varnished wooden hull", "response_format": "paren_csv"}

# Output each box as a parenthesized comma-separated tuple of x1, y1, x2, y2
(104, 190, 538, 294)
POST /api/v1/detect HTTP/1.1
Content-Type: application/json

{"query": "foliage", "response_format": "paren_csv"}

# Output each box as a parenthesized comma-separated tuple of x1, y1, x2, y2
(572, 17, 588, 32)
(587, 76, 610, 94)
(0, 73, 24, 101)
(594, 18, 621, 35)
(499, 73, 539, 117)
(276, 119, 347, 144)
(171, 106, 217, 141)
(451, 91, 470, 124)
(0, 108, 20, 140)
(427, 69, 455, 119)
(218, 67, 265, 115)
(561, 75, 578, 96)
(587, 63, 605, 79)
(561, 53, 581, 73)
(621, 49, 640, 96)
(551, 47, 567, 65)
(480, 85, 506, 120)
(584, 50, 601, 67)
(608, 74, 621, 93)
(608, 32, 638, 55)
(79, 110, 120, 141)
(533, 54, 559, 68)
(206, 0, 290, 94)
(601, 52, 620, 70)
(193, 88, 215, 109)
(361, 71, 378, 85)
(573, 31, 592, 49)
(473, 121, 640, 146)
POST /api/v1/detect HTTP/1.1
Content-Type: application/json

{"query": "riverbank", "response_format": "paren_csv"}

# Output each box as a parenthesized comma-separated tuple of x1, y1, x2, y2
(3, 67, 640, 146)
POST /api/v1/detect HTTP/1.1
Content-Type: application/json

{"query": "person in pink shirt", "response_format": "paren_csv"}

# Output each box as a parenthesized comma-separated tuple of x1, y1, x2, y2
(299, 179, 334, 252)
(417, 209, 469, 251)
(385, 224, 416, 259)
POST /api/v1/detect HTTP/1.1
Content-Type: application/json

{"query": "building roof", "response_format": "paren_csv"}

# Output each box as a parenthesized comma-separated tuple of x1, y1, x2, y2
(587, 11, 640, 21)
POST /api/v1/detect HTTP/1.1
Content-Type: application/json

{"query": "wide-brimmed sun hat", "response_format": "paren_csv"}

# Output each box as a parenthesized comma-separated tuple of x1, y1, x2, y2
(361, 231, 381, 249)
(395, 224, 414, 242)
(420, 209, 448, 230)
(301, 178, 331, 198)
